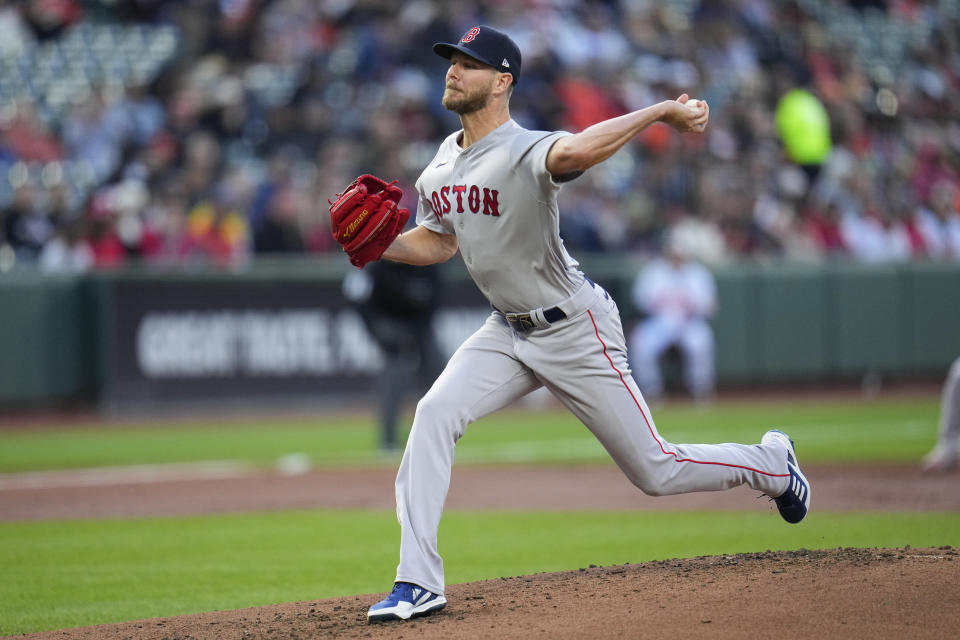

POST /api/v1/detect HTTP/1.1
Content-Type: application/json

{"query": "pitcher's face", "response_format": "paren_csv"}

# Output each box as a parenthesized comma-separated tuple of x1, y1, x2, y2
(442, 52, 497, 115)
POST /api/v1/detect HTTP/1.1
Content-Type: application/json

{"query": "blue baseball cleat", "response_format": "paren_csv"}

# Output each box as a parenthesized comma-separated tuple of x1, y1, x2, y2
(762, 429, 811, 524)
(367, 582, 447, 622)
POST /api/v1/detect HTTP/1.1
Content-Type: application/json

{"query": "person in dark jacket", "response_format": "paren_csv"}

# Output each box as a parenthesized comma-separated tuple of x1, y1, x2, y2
(344, 260, 446, 453)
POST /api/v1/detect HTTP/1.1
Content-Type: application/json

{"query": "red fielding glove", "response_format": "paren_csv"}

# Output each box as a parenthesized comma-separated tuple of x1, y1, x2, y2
(329, 174, 408, 268)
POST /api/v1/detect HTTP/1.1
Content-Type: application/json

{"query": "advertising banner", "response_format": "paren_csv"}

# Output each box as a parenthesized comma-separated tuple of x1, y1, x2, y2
(100, 275, 490, 408)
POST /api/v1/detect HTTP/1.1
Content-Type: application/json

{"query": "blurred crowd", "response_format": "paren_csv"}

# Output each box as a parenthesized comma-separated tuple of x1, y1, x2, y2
(1, 0, 959, 273)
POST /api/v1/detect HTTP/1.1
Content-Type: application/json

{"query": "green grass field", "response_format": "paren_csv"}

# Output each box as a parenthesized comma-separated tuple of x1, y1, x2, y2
(0, 394, 956, 636)
(0, 394, 942, 472)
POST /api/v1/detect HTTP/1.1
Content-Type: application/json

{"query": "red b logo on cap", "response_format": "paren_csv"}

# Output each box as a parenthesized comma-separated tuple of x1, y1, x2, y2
(461, 27, 480, 43)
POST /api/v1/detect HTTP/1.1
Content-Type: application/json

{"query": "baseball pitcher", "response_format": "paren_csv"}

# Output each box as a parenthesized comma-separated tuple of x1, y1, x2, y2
(328, 25, 812, 623)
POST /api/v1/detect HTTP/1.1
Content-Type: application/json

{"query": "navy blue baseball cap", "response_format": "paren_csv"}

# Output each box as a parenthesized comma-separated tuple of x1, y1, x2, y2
(433, 26, 521, 85)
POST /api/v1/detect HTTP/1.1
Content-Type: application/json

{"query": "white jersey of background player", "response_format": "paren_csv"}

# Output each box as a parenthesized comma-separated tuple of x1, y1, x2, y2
(365, 26, 811, 623)
(923, 355, 960, 472)
(629, 231, 718, 401)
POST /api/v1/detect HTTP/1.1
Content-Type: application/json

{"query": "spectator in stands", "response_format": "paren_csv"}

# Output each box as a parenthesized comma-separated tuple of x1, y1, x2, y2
(0, 0, 958, 269)
(804, 198, 847, 257)
(182, 183, 249, 266)
(140, 187, 191, 266)
(1, 182, 54, 262)
(1, 104, 62, 163)
(61, 91, 126, 185)
(915, 179, 960, 261)
(38, 219, 93, 273)
(253, 185, 305, 254)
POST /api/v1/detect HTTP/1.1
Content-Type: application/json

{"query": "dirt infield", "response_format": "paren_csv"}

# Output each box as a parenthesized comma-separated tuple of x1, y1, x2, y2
(3, 462, 959, 639)
(1, 462, 958, 521)
(11, 547, 959, 640)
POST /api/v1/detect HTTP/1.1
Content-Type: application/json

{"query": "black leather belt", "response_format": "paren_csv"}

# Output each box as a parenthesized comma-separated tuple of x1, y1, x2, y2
(497, 306, 567, 331)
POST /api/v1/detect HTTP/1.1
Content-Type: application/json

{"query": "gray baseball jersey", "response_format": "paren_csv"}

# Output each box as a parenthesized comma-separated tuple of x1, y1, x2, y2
(393, 119, 796, 595)
(415, 119, 582, 313)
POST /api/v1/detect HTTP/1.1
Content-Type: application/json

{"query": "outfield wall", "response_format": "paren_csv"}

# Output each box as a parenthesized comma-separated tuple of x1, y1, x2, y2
(1, 259, 958, 410)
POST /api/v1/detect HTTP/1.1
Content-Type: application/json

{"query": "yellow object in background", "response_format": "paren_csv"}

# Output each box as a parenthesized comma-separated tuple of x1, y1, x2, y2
(775, 88, 832, 166)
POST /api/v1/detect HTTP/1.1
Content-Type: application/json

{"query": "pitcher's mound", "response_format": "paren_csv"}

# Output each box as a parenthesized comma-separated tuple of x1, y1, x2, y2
(18, 547, 958, 640)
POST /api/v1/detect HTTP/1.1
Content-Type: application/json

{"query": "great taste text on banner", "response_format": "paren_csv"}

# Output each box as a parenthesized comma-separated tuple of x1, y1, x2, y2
(101, 277, 489, 408)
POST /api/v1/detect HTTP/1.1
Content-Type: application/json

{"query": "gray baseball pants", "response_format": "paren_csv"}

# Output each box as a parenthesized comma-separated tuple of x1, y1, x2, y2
(393, 280, 791, 594)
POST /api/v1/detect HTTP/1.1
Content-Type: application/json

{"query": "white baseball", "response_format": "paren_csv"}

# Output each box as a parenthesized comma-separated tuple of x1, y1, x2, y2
(686, 99, 701, 109)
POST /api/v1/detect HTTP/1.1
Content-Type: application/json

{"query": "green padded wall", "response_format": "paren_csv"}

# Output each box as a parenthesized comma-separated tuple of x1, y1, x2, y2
(0, 261, 957, 408)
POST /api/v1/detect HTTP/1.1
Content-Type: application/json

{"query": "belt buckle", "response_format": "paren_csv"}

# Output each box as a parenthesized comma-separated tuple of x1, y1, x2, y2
(505, 312, 535, 331)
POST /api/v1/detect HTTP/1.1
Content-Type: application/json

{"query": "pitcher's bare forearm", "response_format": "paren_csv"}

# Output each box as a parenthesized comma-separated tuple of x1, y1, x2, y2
(546, 96, 708, 177)
(382, 225, 459, 266)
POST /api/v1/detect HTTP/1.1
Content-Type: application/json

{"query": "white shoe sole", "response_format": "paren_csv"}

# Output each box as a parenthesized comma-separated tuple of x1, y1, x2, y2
(762, 429, 811, 523)
(367, 596, 447, 621)
(761, 429, 797, 463)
